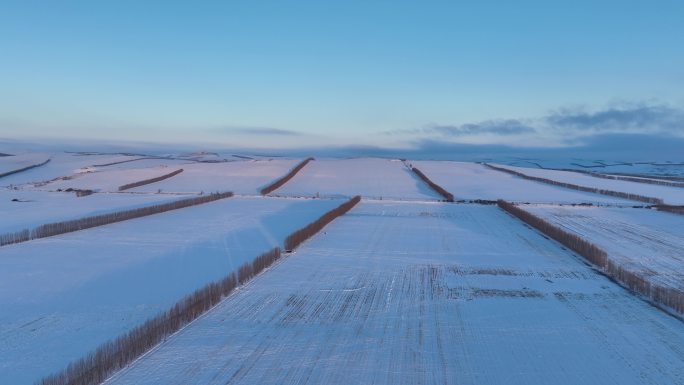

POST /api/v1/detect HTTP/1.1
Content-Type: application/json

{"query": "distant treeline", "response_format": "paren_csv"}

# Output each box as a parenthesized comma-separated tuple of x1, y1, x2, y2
(586, 172, 684, 188)
(485, 163, 664, 204)
(118, 168, 184, 191)
(38, 192, 361, 385)
(285, 195, 361, 251)
(37, 247, 281, 385)
(0, 192, 233, 247)
(409, 166, 454, 202)
(498, 200, 684, 315)
(260, 157, 314, 195)
(0, 158, 51, 179)
(654, 205, 684, 216)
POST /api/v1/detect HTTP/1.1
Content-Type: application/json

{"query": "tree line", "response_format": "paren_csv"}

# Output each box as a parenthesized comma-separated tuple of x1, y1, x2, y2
(485, 163, 664, 204)
(285, 195, 361, 251)
(587, 172, 684, 188)
(260, 157, 314, 195)
(408, 166, 454, 202)
(498, 199, 684, 315)
(0, 158, 51, 179)
(38, 193, 362, 385)
(118, 168, 184, 191)
(654, 205, 684, 216)
(0, 192, 233, 247)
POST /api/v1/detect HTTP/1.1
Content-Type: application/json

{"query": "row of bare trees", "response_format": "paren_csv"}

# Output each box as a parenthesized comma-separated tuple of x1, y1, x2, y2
(118, 168, 184, 191)
(285, 195, 361, 251)
(38, 192, 363, 385)
(0, 229, 30, 246)
(497, 200, 684, 315)
(485, 163, 664, 204)
(38, 247, 282, 385)
(260, 157, 314, 195)
(588, 172, 684, 188)
(409, 166, 454, 202)
(654, 205, 684, 216)
(0, 158, 51, 179)
(0, 192, 233, 247)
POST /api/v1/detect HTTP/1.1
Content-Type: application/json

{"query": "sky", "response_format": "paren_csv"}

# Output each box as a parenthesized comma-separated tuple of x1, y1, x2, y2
(1, 0, 683, 150)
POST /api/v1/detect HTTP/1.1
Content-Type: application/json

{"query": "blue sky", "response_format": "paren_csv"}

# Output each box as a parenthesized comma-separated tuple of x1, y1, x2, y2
(1, 0, 683, 149)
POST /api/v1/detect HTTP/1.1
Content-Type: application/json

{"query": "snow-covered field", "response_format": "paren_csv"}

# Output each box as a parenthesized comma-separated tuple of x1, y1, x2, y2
(0, 153, 51, 175)
(524, 205, 684, 293)
(106, 203, 684, 385)
(275, 158, 441, 200)
(0, 197, 342, 385)
(0, 189, 178, 233)
(129, 159, 300, 194)
(412, 161, 632, 204)
(493, 164, 684, 204)
(42, 165, 186, 192)
(0, 153, 141, 187)
(3, 152, 684, 385)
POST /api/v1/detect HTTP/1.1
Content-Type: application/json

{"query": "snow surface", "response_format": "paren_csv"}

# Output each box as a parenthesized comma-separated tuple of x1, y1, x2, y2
(412, 161, 633, 204)
(129, 159, 300, 194)
(0, 196, 342, 385)
(43, 165, 186, 192)
(525, 205, 684, 293)
(275, 158, 441, 200)
(0, 189, 179, 233)
(0, 153, 51, 175)
(106, 202, 684, 385)
(0, 153, 142, 187)
(493, 164, 684, 204)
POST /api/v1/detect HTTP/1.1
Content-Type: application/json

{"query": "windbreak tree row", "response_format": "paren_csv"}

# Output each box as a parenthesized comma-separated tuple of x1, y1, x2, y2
(118, 168, 184, 191)
(37, 248, 282, 385)
(0, 192, 233, 247)
(260, 157, 314, 195)
(588, 172, 684, 188)
(409, 166, 454, 202)
(0, 158, 51, 179)
(284, 195, 361, 251)
(654, 205, 684, 216)
(485, 163, 664, 204)
(498, 200, 684, 315)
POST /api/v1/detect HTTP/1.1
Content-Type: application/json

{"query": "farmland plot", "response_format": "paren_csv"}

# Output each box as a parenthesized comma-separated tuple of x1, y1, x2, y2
(412, 161, 632, 204)
(129, 159, 300, 195)
(0, 189, 179, 234)
(275, 158, 441, 200)
(107, 203, 684, 385)
(0, 153, 146, 187)
(492, 164, 684, 204)
(524, 205, 684, 294)
(0, 153, 50, 176)
(0, 197, 343, 385)
(42, 165, 187, 192)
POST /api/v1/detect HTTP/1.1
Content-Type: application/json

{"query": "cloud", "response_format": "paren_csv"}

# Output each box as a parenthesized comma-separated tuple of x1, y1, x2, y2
(209, 126, 303, 136)
(387, 102, 684, 146)
(386, 119, 536, 137)
(546, 103, 684, 133)
(428, 119, 537, 136)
